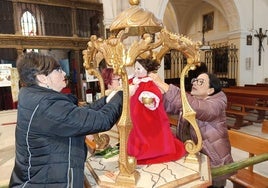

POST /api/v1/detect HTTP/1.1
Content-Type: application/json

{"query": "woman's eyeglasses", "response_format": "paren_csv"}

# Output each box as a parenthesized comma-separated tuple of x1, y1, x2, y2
(191, 78, 205, 86)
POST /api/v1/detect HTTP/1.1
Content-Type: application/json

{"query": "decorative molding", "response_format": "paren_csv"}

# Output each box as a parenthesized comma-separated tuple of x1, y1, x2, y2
(13, 0, 103, 11)
(0, 34, 89, 50)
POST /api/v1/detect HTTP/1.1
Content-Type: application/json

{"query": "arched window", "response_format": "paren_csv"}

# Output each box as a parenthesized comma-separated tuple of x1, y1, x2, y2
(21, 11, 36, 36)
(21, 11, 38, 52)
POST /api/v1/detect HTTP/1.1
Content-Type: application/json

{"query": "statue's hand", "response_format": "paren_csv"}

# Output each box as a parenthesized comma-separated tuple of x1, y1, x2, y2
(144, 103, 156, 111)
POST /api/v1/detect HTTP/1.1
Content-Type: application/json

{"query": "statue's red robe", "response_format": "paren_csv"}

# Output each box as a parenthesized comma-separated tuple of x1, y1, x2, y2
(127, 76, 186, 164)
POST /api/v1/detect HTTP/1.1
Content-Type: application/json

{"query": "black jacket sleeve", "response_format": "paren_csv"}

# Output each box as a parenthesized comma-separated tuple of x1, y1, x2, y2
(33, 91, 123, 137)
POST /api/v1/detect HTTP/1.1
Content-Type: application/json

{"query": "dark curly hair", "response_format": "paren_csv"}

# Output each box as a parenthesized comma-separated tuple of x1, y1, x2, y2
(16, 52, 60, 86)
(206, 73, 222, 95)
(136, 58, 160, 73)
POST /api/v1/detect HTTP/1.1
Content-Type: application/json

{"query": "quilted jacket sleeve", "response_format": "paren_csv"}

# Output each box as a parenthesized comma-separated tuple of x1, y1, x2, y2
(163, 84, 227, 121)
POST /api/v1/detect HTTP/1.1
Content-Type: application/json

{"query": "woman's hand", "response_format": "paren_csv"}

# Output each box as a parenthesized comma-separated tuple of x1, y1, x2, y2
(148, 73, 169, 94)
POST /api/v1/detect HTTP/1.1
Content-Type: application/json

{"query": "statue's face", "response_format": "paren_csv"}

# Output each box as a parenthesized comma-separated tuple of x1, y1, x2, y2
(134, 61, 147, 78)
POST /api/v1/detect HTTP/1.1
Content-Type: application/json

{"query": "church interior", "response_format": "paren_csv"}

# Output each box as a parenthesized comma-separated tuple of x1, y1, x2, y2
(0, 0, 268, 187)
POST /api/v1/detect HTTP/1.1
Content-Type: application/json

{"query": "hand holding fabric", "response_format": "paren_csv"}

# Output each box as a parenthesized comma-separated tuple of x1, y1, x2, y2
(148, 73, 169, 94)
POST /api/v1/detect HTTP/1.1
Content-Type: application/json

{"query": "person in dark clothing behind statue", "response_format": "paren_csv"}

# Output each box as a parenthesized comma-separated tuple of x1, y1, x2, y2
(9, 52, 123, 188)
(149, 71, 234, 188)
(101, 67, 122, 95)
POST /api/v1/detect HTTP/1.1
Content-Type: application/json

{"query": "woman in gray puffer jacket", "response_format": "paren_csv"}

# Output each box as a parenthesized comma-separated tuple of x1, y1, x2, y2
(149, 72, 234, 188)
(9, 52, 123, 188)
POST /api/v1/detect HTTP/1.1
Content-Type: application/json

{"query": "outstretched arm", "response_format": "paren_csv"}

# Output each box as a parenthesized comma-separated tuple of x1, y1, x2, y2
(148, 73, 169, 94)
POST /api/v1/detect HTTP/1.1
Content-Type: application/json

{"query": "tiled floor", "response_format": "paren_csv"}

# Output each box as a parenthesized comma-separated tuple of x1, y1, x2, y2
(1, 110, 267, 187)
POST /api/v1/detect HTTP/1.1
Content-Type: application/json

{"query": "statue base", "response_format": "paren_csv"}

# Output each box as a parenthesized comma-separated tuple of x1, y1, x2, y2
(84, 153, 211, 187)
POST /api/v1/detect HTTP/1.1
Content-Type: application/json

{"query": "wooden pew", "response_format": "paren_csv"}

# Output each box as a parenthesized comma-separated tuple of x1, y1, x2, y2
(256, 83, 268, 87)
(227, 129, 268, 188)
(225, 95, 268, 129)
(223, 88, 268, 125)
(244, 84, 268, 88)
(232, 85, 268, 91)
(236, 85, 268, 108)
(225, 95, 253, 129)
(223, 87, 268, 99)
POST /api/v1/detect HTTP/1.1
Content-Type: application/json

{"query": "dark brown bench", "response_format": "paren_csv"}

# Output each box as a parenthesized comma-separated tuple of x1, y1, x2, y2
(228, 86, 268, 107)
(256, 83, 268, 87)
(245, 83, 268, 87)
(232, 86, 268, 114)
(225, 91, 268, 128)
(225, 95, 255, 129)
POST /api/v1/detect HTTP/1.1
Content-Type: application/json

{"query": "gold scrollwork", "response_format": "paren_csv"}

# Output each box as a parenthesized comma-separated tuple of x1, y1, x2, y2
(83, 1, 203, 186)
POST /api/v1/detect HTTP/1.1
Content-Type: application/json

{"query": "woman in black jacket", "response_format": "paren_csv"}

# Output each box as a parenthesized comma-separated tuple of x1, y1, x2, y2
(9, 52, 123, 188)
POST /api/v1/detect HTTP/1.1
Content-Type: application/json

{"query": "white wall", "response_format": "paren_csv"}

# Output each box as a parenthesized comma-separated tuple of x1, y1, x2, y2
(101, 0, 268, 85)
(234, 0, 268, 84)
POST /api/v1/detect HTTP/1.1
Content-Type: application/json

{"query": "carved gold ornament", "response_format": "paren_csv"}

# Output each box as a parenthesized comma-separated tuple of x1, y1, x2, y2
(83, 0, 202, 186)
